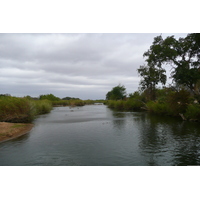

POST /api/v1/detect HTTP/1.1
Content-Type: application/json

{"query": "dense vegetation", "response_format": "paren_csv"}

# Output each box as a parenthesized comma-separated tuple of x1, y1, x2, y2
(106, 33, 200, 122)
(0, 96, 52, 123)
(106, 84, 126, 100)
(38, 94, 105, 106)
(0, 94, 106, 123)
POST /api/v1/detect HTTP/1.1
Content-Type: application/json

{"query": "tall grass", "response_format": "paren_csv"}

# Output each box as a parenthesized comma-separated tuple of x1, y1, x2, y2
(0, 96, 52, 123)
(34, 100, 52, 115)
(106, 99, 144, 111)
(146, 101, 170, 115)
(52, 99, 106, 107)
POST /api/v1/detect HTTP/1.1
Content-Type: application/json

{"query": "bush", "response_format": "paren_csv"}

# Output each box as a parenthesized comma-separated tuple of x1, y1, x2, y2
(114, 101, 125, 110)
(106, 100, 115, 109)
(106, 99, 144, 111)
(146, 101, 170, 115)
(124, 99, 144, 111)
(39, 94, 60, 101)
(167, 89, 191, 116)
(185, 104, 200, 120)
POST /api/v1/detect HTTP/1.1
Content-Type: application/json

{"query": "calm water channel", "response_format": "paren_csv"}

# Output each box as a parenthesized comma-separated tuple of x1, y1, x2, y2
(1, 105, 200, 166)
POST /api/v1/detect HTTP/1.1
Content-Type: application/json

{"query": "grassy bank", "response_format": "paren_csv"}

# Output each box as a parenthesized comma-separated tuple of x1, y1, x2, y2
(0, 122, 33, 142)
(106, 88, 200, 122)
(0, 95, 107, 123)
(52, 99, 106, 107)
(0, 96, 52, 123)
(106, 99, 144, 111)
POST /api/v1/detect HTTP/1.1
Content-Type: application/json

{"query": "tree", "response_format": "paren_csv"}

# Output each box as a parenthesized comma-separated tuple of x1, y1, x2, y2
(39, 94, 60, 101)
(138, 63, 166, 100)
(106, 84, 126, 100)
(143, 33, 200, 98)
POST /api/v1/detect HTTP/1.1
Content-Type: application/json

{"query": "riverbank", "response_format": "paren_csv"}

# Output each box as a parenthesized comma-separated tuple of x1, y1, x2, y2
(0, 122, 33, 143)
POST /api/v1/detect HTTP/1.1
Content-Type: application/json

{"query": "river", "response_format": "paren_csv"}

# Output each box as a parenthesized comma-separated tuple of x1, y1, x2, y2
(0, 104, 200, 166)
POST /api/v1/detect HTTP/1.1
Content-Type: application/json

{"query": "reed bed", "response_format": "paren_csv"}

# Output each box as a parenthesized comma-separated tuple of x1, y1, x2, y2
(0, 96, 52, 123)
(106, 99, 144, 111)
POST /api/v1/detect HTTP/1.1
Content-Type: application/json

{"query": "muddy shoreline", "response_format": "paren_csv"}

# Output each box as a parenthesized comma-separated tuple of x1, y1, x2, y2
(0, 122, 33, 143)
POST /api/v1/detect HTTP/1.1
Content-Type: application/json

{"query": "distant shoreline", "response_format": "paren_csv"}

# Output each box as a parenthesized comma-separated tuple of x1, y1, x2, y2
(0, 122, 33, 143)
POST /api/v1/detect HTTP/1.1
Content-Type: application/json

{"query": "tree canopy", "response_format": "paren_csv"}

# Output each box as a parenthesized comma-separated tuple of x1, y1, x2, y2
(39, 94, 60, 101)
(106, 84, 126, 100)
(143, 33, 200, 96)
(138, 63, 166, 100)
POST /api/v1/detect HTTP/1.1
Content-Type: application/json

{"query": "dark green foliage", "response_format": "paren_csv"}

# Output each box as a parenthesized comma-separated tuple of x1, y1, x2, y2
(62, 97, 80, 100)
(39, 94, 60, 101)
(145, 89, 191, 116)
(106, 98, 144, 112)
(143, 33, 200, 97)
(138, 64, 166, 100)
(135, 33, 200, 121)
(124, 99, 144, 111)
(106, 84, 126, 100)
(146, 101, 170, 115)
(185, 104, 200, 120)
(167, 89, 191, 116)
(114, 101, 125, 111)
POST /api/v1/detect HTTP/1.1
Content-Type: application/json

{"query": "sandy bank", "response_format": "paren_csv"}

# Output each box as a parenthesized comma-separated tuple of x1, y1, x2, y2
(0, 122, 33, 143)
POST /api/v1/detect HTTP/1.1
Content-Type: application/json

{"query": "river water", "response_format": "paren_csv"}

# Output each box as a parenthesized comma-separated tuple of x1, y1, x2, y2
(0, 105, 200, 166)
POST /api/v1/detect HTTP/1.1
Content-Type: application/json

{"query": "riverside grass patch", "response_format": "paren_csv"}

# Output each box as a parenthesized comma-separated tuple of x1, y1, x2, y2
(52, 99, 101, 107)
(0, 96, 52, 123)
(106, 99, 144, 111)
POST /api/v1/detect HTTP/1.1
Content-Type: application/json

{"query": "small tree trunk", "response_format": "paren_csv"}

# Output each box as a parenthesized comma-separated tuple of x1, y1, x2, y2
(179, 113, 187, 121)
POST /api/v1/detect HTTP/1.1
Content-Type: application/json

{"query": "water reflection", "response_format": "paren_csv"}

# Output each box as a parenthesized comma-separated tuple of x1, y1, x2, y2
(1, 131, 30, 146)
(136, 113, 200, 165)
(1, 105, 200, 166)
(110, 111, 127, 134)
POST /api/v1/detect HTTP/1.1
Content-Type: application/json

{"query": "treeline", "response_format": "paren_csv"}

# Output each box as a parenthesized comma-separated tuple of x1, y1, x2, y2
(106, 87, 200, 121)
(37, 94, 105, 106)
(106, 33, 200, 121)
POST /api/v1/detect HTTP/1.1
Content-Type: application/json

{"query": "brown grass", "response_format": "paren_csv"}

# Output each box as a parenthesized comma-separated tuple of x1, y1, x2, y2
(0, 122, 33, 142)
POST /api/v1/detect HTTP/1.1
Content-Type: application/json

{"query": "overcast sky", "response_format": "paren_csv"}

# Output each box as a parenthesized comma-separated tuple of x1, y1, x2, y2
(0, 33, 188, 99)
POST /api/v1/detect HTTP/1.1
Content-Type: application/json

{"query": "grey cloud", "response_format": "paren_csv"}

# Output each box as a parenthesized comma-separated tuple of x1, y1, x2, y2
(0, 33, 188, 99)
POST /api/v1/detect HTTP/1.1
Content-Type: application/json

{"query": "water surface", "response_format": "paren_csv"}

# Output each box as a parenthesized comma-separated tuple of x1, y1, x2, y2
(0, 105, 200, 166)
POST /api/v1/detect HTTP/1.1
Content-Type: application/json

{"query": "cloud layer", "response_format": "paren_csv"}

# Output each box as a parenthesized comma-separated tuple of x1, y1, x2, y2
(0, 33, 187, 99)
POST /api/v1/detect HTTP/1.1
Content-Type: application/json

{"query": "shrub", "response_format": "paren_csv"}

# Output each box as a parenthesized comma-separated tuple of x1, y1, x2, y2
(185, 104, 200, 120)
(146, 101, 170, 115)
(114, 101, 125, 110)
(39, 94, 60, 101)
(167, 89, 191, 116)
(124, 99, 144, 111)
(106, 100, 115, 109)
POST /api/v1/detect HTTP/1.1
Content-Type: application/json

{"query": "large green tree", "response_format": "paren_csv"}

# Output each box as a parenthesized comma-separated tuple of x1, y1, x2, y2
(106, 84, 126, 100)
(138, 63, 166, 100)
(143, 33, 200, 98)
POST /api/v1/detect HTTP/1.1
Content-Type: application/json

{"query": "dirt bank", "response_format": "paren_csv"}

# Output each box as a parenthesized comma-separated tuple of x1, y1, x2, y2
(0, 122, 33, 143)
